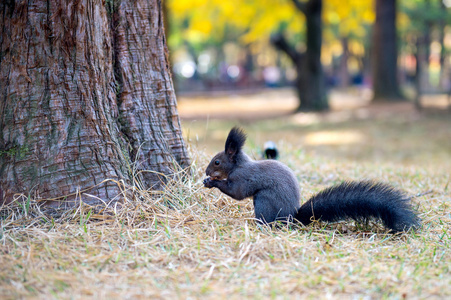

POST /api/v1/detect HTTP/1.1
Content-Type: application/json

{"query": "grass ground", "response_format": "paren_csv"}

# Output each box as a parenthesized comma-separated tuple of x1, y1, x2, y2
(1, 89, 450, 299)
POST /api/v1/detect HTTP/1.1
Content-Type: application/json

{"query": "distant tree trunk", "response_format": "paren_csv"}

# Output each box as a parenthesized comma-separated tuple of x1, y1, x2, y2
(272, 0, 328, 111)
(339, 37, 350, 87)
(372, 0, 403, 101)
(438, 0, 447, 90)
(423, 0, 432, 89)
(414, 37, 422, 110)
(0, 0, 189, 204)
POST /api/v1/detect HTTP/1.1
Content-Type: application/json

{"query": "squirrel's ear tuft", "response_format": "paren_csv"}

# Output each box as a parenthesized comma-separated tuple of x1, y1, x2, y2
(225, 127, 247, 160)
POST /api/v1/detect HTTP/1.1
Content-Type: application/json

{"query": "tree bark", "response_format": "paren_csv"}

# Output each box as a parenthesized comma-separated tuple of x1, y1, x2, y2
(0, 0, 189, 204)
(297, 0, 328, 111)
(273, 0, 328, 112)
(438, 0, 447, 91)
(372, 0, 403, 101)
(414, 37, 422, 110)
(338, 37, 350, 87)
(423, 0, 431, 89)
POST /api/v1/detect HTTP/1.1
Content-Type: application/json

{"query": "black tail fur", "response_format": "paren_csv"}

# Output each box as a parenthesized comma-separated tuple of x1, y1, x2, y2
(295, 181, 420, 232)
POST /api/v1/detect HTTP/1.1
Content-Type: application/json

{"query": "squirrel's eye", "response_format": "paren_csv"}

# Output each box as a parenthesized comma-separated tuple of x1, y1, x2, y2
(214, 160, 220, 165)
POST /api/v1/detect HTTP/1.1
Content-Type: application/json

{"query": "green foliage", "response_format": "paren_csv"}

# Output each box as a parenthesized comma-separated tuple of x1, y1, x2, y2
(17, 196, 31, 217)
(399, 0, 450, 35)
(0, 145, 29, 160)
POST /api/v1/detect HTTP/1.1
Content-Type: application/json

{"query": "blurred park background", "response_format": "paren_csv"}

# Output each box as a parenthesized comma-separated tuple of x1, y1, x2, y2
(166, 0, 451, 105)
(165, 0, 451, 171)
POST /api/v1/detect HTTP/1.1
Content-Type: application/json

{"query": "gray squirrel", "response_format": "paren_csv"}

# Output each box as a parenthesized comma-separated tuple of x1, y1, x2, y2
(203, 127, 420, 232)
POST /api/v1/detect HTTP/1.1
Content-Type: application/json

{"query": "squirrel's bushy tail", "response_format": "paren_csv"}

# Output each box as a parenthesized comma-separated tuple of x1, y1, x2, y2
(295, 181, 420, 232)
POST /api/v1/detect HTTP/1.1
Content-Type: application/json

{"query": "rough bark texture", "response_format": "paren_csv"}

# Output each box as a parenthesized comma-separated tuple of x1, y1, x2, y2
(0, 0, 189, 204)
(372, 0, 403, 101)
(272, 0, 328, 112)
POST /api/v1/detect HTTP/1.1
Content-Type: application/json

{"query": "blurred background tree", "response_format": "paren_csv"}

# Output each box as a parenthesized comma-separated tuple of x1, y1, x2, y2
(399, 0, 451, 108)
(167, 0, 451, 111)
(372, 0, 402, 101)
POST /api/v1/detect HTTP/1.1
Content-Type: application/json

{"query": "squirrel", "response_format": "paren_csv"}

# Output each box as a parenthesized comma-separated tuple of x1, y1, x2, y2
(203, 127, 420, 232)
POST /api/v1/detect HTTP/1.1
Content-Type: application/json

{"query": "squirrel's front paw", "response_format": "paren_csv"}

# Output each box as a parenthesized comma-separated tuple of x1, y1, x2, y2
(203, 177, 214, 188)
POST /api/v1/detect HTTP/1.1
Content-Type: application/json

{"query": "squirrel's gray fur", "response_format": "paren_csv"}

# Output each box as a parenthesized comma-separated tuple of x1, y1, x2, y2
(204, 127, 420, 232)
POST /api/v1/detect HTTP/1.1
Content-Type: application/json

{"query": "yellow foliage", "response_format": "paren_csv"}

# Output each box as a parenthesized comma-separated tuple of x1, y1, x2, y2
(349, 40, 365, 56)
(170, 0, 208, 14)
(362, 10, 375, 23)
(190, 19, 213, 35)
(397, 12, 410, 31)
(168, 0, 375, 51)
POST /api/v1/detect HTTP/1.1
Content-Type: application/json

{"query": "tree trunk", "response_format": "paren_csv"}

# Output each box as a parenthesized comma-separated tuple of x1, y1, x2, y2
(423, 0, 431, 89)
(414, 37, 422, 110)
(438, 0, 447, 91)
(296, 0, 328, 111)
(338, 37, 350, 87)
(273, 0, 328, 111)
(0, 0, 189, 204)
(372, 0, 403, 101)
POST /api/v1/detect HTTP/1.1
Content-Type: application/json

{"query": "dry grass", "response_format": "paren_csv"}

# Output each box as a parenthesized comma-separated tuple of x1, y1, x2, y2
(1, 94, 451, 299)
(1, 148, 449, 299)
